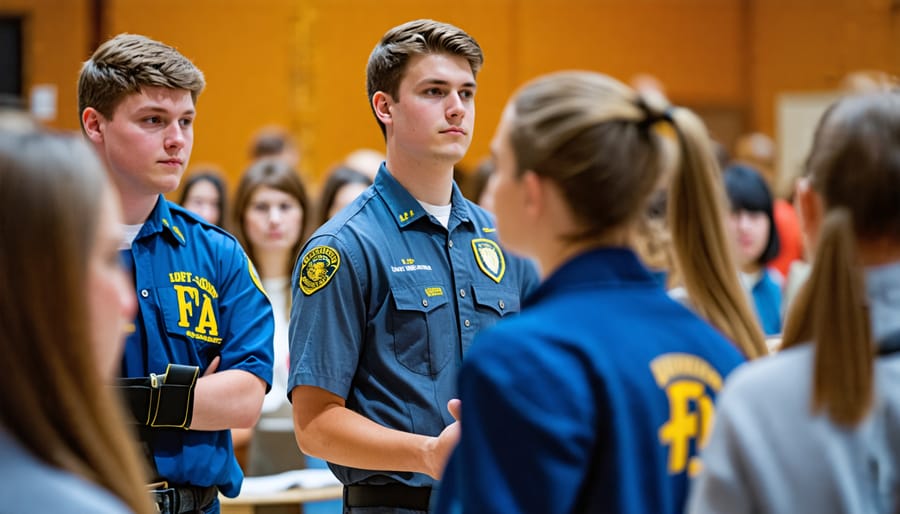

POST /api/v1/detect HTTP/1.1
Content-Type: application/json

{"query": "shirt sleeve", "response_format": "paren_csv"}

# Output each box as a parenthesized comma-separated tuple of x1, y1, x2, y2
(215, 238, 275, 389)
(287, 233, 366, 400)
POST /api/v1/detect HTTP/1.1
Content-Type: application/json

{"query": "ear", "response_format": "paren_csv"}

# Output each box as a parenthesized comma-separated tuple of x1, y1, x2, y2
(372, 91, 394, 128)
(520, 170, 544, 220)
(82, 107, 105, 144)
(795, 177, 823, 256)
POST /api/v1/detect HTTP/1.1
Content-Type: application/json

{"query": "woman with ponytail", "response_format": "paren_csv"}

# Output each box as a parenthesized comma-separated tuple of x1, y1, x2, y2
(688, 92, 900, 513)
(434, 71, 755, 514)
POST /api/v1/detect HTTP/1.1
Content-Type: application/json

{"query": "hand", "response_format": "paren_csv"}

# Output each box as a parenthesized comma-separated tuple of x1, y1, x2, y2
(447, 398, 461, 422)
(424, 399, 462, 479)
(203, 356, 221, 377)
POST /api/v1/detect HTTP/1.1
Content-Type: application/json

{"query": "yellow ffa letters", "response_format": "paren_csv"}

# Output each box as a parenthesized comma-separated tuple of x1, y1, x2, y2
(471, 238, 506, 283)
(168, 271, 222, 344)
(300, 246, 341, 295)
(650, 353, 723, 477)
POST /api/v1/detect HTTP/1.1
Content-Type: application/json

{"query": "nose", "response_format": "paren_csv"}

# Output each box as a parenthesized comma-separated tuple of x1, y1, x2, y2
(268, 206, 283, 224)
(164, 122, 186, 150)
(736, 212, 754, 231)
(445, 92, 465, 120)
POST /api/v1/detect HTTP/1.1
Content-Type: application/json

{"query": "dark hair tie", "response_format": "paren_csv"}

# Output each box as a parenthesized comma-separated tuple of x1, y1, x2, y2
(636, 97, 674, 130)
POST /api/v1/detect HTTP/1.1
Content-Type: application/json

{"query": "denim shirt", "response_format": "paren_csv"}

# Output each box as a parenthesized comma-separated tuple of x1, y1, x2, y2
(288, 165, 539, 487)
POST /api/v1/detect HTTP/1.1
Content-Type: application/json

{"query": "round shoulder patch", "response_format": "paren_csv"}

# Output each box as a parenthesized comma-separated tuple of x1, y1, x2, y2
(299, 246, 341, 295)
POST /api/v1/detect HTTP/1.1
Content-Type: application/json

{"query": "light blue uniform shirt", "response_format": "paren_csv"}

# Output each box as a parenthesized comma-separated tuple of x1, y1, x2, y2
(288, 165, 539, 488)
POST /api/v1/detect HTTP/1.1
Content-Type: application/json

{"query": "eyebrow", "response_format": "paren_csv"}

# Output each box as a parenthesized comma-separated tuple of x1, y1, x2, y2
(135, 106, 196, 116)
(416, 78, 477, 90)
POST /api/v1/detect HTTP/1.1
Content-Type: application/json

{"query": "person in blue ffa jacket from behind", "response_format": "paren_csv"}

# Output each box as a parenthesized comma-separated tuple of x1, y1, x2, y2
(79, 34, 275, 514)
(435, 71, 750, 514)
(288, 19, 539, 513)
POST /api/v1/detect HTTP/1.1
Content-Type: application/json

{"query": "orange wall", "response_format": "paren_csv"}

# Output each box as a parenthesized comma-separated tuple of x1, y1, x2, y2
(749, 0, 898, 136)
(297, 0, 522, 180)
(300, 0, 747, 182)
(2, 0, 897, 191)
(1, 0, 90, 130)
(105, 0, 298, 187)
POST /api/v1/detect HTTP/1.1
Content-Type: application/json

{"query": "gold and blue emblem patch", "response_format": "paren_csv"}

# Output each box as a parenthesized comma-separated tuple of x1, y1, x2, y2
(299, 246, 341, 295)
(471, 238, 505, 283)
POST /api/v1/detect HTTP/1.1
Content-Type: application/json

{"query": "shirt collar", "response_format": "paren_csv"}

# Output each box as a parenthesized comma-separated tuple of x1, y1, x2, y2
(373, 164, 472, 229)
(865, 261, 900, 342)
(139, 195, 187, 246)
(524, 247, 657, 308)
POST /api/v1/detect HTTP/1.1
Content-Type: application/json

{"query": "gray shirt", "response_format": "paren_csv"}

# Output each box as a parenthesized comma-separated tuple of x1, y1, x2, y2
(686, 262, 900, 514)
(0, 429, 132, 514)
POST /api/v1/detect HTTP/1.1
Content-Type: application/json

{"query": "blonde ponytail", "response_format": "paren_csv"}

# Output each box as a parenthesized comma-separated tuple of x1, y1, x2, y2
(667, 108, 768, 359)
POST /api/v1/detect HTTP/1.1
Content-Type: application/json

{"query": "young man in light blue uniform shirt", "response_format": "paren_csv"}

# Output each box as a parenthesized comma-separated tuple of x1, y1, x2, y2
(288, 19, 539, 513)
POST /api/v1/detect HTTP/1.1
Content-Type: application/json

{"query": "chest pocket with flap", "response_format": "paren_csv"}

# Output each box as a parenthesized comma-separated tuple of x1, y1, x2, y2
(390, 285, 453, 376)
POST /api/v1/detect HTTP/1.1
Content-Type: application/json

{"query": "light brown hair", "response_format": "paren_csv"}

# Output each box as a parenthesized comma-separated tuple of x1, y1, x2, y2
(781, 92, 900, 425)
(78, 33, 205, 121)
(316, 165, 372, 229)
(231, 158, 311, 313)
(177, 168, 229, 226)
(366, 19, 483, 137)
(508, 71, 767, 359)
(0, 130, 153, 513)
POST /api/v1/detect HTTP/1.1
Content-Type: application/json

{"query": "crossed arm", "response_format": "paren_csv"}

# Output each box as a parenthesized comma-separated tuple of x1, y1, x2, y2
(190, 357, 267, 431)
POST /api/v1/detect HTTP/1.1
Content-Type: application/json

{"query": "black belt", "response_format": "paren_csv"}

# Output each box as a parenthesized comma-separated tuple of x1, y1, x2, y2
(345, 484, 432, 511)
(879, 330, 900, 357)
(148, 482, 217, 514)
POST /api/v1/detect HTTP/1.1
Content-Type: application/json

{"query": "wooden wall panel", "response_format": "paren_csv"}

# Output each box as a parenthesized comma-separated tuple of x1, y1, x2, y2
(749, 0, 898, 138)
(296, 0, 517, 179)
(514, 0, 745, 105)
(3, 0, 897, 190)
(106, 0, 298, 187)
(0, 0, 90, 131)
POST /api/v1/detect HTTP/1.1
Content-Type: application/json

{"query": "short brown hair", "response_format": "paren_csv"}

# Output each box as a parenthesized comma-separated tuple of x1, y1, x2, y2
(78, 33, 205, 120)
(366, 19, 483, 137)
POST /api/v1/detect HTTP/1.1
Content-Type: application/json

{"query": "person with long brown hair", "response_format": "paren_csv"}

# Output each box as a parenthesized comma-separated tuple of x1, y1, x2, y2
(434, 70, 751, 513)
(315, 164, 373, 230)
(0, 127, 154, 513)
(178, 169, 229, 227)
(229, 158, 311, 470)
(688, 92, 900, 513)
